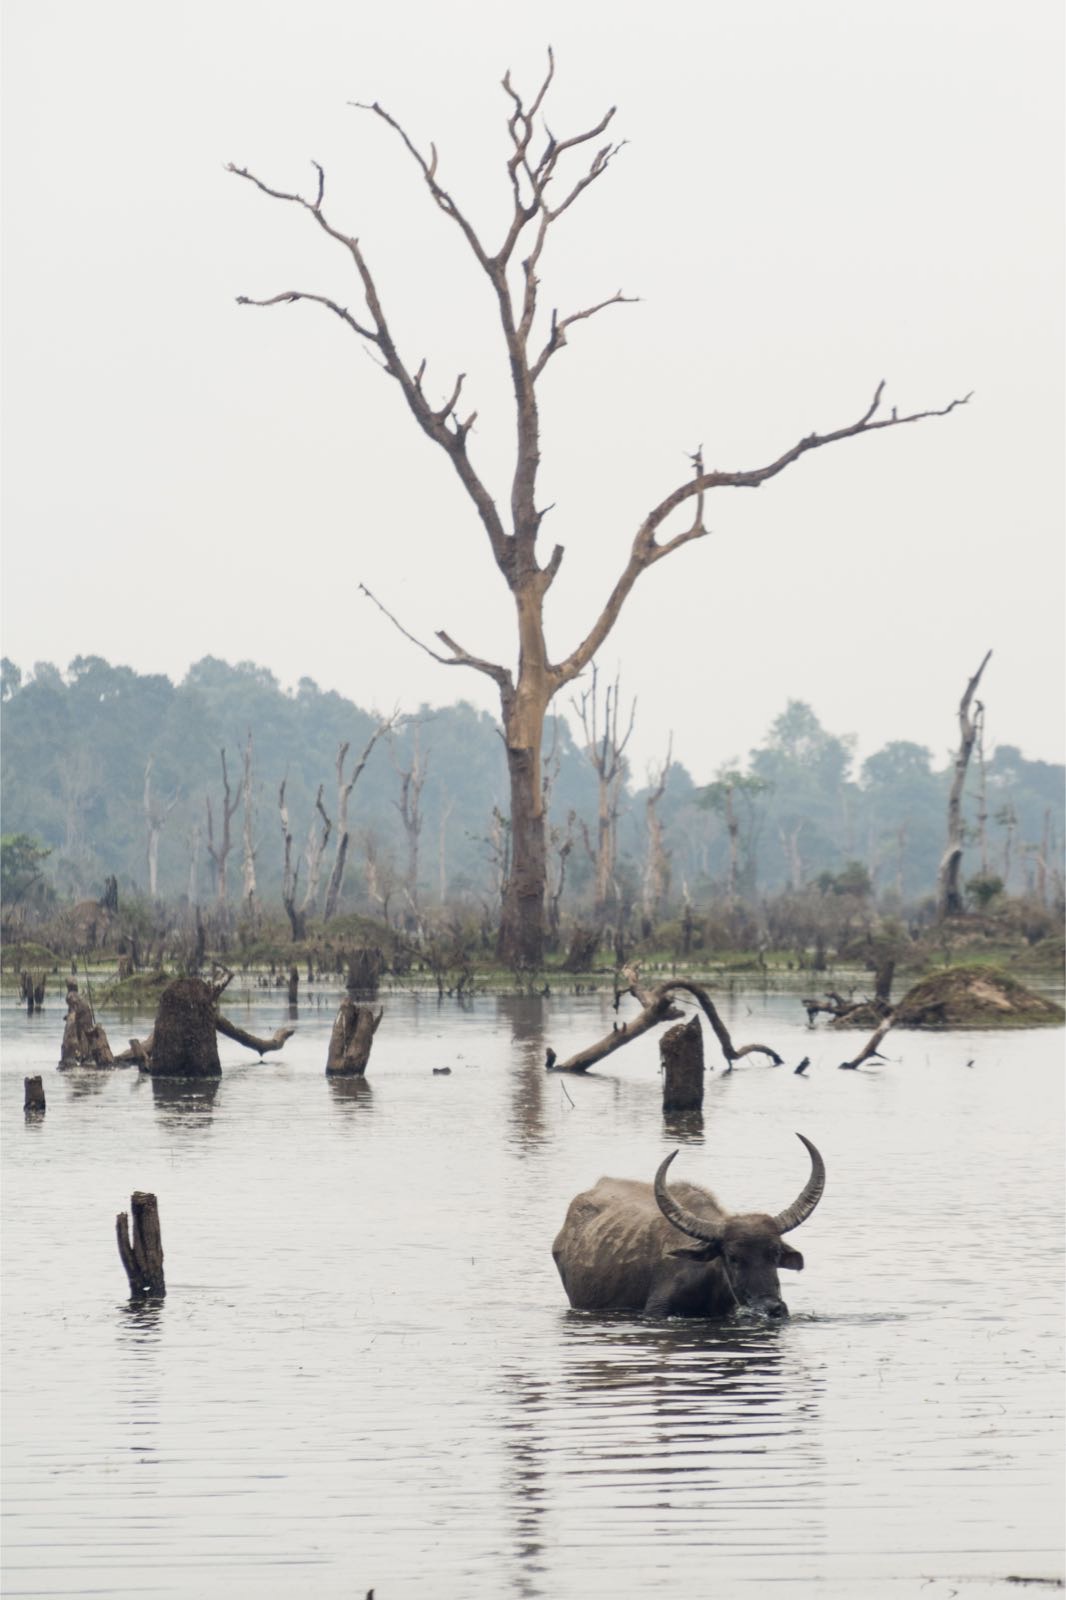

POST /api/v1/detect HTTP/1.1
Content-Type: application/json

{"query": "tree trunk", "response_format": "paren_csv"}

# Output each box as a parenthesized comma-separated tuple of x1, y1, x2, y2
(150, 978, 223, 1077)
(116, 1192, 166, 1297)
(937, 650, 992, 920)
(326, 999, 383, 1076)
(498, 737, 547, 967)
(59, 989, 115, 1069)
(661, 1013, 704, 1112)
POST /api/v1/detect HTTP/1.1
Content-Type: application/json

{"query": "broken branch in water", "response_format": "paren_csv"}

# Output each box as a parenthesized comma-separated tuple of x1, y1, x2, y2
(546, 965, 783, 1074)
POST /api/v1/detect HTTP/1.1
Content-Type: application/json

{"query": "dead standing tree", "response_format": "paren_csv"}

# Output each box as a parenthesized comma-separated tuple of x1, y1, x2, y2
(143, 756, 178, 900)
(641, 736, 673, 926)
(574, 665, 635, 930)
(230, 53, 970, 967)
(322, 715, 397, 923)
(239, 731, 258, 915)
(936, 650, 992, 920)
(391, 728, 429, 924)
(206, 748, 241, 908)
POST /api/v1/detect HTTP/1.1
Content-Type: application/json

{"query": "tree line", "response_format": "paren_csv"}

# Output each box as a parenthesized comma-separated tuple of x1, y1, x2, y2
(2, 656, 1061, 936)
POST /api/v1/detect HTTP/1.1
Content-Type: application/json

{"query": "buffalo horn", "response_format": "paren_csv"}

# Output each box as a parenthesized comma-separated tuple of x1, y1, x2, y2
(653, 1150, 722, 1244)
(769, 1133, 826, 1234)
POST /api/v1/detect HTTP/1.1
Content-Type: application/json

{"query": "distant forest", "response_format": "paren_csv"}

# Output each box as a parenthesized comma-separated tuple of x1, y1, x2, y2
(1, 655, 1062, 918)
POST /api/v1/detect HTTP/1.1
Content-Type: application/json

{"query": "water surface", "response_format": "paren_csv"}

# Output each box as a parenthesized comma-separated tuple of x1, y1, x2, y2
(3, 983, 1063, 1597)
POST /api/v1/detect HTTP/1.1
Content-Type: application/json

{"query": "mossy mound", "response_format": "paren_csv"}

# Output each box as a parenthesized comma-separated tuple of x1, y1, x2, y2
(894, 966, 1064, 1029)
(1, 941, 58, 972)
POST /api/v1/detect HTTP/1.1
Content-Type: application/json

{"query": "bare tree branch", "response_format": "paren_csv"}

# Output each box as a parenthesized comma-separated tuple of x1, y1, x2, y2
(357, 583, 514, 694)
(554, 384, 972, 685)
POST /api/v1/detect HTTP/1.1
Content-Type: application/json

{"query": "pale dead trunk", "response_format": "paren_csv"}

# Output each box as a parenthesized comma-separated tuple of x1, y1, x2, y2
(437, 791, 455, 906)
(936, 650, 992, 919)
(641, 737, 673, 922)
(240, 733, 257, 911)
(144, 756, 177, 900)
(324, 716, 395, 922)
(206, 749, 240, 907)
(300, 785, 332, 915)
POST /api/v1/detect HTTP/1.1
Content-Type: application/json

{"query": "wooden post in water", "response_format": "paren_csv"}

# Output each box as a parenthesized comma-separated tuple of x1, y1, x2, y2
(116, 1192, 166, 1296)
(661, 1014, 704, 1112)
(24, 1076, 46, 1114)
(287, 966, 299, 1006)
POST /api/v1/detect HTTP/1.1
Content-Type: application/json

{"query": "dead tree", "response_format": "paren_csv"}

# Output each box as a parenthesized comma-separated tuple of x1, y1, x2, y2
(206, 749, 241, 907)
(144, 756, 178, 900)
(573, 666, 634, 927)
(937, 650, 992, 920)
(641, 736, 673, 925)
(239, 732, 258, 913)
(326, 999, 383, 1076)
(230, 53, 969, 967)
(546, 966, 783, 1074)
(323, 715, 397, 922)
(278, 776, 307, 941)
(114, 972, 295, 1077)
(300, 785, 332, 919)
(391, 728, 429, 922)
(437, 790, 455, 907)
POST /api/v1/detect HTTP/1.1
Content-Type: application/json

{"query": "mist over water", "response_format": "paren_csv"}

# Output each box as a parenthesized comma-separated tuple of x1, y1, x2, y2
(3, 985, 1063, 1597)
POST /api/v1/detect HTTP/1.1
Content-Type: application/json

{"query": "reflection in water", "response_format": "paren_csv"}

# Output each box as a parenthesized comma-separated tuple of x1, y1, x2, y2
(328, 1075, 374, 1111)
(662, 1107, 705, 1144)
(149, 1075, 220, 1125)
(500, 1316, 826, 1594)
(61, 1066, 115, 1098)
(499, 994, 548, 1151)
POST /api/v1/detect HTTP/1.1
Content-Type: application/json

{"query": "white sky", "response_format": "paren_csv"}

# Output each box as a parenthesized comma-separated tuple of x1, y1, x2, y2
(3, 0, 1063, 783)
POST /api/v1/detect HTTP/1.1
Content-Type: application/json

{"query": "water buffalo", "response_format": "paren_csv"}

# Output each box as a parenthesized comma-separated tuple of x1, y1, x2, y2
(552, 1133, 825, 1320)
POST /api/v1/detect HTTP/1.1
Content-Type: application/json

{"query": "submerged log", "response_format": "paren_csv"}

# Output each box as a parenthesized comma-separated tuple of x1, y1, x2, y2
(116, 1191, 166, 1296)
(326, 999, 383, 1076)
(660, 1013, 704, 1112)
(548, 967, 783, 1074)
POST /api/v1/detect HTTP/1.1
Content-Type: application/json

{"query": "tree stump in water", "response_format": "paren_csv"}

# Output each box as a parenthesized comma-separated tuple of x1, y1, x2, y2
(326, 999, 383, 1076)
(661, 1014, 704, 1112)
(150, 977, 221, 1077)
(59, 989, 115, 1069)
(24, 1076, 46, 1114)
(287, 966, 299, 1006)
(116, 1191, 166, 1296)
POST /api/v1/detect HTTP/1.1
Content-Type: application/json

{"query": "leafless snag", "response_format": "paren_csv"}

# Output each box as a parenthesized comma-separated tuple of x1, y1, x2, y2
(231, 56, 970, 965)
(937, 650, 992, 920)
(206, 749, 241, 907)
(573, 665, 635, 928)
(322, 712, 399, 922)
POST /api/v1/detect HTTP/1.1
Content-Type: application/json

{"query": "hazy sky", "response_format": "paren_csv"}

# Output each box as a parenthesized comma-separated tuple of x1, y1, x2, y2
(3, 0, 1063, 782)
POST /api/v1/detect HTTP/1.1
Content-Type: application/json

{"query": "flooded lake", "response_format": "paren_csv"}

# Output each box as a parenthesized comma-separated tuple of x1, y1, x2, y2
(2, 981, 1063, 1598)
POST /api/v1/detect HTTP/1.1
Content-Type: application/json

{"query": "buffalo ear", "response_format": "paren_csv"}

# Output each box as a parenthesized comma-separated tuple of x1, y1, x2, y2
(668, 1242, 721, 1262)
(780, 1244, 804, 1272)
